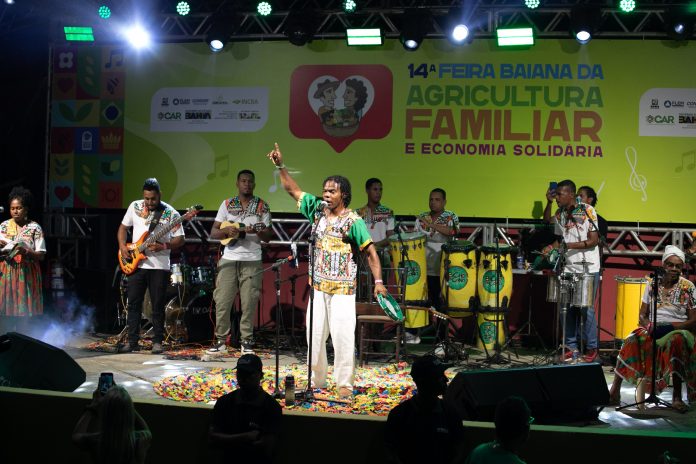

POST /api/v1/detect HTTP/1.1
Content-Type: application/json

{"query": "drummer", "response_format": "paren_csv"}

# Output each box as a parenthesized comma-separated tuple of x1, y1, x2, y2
(413, 188, 460, 344)
(357, 178, 395, 266)
(542, 180, 600, 363)
(207, 170, 274, 356)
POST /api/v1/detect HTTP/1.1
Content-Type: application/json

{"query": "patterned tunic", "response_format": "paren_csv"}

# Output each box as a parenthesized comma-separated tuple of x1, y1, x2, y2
(0, 219, 45, 316)
(553, 203, 600, 274)
(415, 210, 460, 276)
(215, 195, 271, 262)
(298, 193, 372, 295)
(356, 204, 395, 244)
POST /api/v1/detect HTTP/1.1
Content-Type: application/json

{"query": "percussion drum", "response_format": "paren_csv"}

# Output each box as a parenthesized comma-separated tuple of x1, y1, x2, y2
(170, 263, 191, 286)
(163, 297, 187, 342)
(571, 273, 595, 308)
(389, 232, 429, 328)
(546, 273, 573, 305)
(615, 276, 648, 340)
(190, 266, 214, 289)
(440, 240, 477, 317)
(476, 312, 506, 351)
(477, 244, 515, 310)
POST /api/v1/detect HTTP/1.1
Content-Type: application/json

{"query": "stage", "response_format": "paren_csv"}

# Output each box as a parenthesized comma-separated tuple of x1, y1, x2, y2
(64, 332, 695, 431)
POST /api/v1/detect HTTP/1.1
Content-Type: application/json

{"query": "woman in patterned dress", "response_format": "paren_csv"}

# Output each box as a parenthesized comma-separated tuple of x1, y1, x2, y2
(0, 186, 46, 332)
(608, 246, 696, 412)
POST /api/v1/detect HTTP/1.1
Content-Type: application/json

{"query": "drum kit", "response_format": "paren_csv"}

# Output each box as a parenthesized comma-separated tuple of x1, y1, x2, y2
(117, 262, 216, 344)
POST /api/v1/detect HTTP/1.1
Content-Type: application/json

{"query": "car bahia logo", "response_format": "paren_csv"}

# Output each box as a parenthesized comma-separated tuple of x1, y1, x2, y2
(646, 115, 674, 124)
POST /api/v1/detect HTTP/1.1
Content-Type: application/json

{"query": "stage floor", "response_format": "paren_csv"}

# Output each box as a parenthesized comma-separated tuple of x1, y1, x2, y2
(62, 333, 696, 432)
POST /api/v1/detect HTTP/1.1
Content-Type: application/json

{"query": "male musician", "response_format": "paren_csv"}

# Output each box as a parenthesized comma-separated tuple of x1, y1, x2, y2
(356, 178, 395, 252)
(542, 180, 600, 362)
(207, 170, 273, 355)
(117, 178, 185, 354)
(412, 188, 460, 344)
(266, 143, 387, 399)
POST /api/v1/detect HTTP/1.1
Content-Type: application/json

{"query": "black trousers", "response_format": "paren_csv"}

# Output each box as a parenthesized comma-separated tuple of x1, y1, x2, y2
(126, 268, 169, 345)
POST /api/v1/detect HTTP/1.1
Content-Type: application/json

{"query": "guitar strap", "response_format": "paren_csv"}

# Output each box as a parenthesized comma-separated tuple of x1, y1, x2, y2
(148, 204, 165, 233)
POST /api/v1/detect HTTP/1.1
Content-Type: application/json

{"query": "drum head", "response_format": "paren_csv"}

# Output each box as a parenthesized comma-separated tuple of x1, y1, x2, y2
(389, 231, 426, 242)
(184, 292, 215, 343)
(480, 243, 517, 254)
(442, 240, 476, 253)
(164, 297, 187, 342)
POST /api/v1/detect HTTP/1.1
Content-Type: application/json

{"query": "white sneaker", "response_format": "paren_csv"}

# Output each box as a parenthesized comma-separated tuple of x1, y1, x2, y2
(404, 332, 421, 344)
(241, 340, 255, 354)
(434, 343, 446, 357)
(206, 341, 228, 354)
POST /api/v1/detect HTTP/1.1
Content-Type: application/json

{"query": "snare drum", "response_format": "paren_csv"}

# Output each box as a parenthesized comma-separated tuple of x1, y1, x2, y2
(477, 244, 515, 310)
(615, 276, 647, 339)
(190, 266, 214, 288)
(440, 240, 477, 317)
(571, 273, 595, 308)
(389, 232, 428, 303)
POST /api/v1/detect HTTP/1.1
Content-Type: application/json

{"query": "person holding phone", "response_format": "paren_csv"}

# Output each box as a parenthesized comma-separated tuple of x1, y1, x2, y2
(72, 379, 152, 464)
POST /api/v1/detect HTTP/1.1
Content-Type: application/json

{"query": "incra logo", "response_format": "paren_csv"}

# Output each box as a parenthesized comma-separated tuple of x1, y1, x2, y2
(289, 65, 393, 153)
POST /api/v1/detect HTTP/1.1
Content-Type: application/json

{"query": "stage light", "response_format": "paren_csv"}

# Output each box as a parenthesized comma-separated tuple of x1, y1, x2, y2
(664, 6, 694, 41)
(497, 27, 534, 46)
(64, 26, 95, 42)
(98, 5, 111, 19)
(4, 0, 16, 5)
(443, 8, 471, 45)
(570, 5, 601, 44)
(400, 9, 430, 51)
(618, 0, 635, 13)
(525, 0, 540, 10)
(206, 15, 237, 53)
(346, 28, 382, 46)
(124, 24, 151, 49)
(343, 0, 357, 13)
(176, 1, 190, 16)
(284, 10, 317, 46)
(257, 1, 272, 16)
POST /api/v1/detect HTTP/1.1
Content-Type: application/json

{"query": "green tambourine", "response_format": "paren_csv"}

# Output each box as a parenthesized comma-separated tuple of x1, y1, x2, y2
(377, 293, 405, 322)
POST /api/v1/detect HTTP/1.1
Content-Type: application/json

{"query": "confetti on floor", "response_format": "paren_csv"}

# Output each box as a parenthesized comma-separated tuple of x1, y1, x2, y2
(154, 362, 456, 416)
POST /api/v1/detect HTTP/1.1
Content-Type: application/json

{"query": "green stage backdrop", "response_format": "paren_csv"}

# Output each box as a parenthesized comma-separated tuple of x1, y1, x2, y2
(48, 39, 696, 223)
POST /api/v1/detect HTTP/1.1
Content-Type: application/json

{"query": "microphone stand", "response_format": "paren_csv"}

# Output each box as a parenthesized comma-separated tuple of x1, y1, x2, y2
(616, 270, 675, 411)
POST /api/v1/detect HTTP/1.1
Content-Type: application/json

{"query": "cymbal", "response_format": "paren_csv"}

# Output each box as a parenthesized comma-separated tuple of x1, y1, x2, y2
(575, 260, 594, 265)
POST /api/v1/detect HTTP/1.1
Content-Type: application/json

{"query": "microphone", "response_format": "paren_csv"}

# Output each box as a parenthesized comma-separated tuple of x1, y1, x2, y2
(272, 255, 294, 269)
(290, 242, 298, 268)
(317, 200, 329, 210)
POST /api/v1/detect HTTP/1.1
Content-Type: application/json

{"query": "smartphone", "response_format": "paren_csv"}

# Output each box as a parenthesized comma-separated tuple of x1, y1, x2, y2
(98, 372, 114, 394)
(549, 181, 558, 191)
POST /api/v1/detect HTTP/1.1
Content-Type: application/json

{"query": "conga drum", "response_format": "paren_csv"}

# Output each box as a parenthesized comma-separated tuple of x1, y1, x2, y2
(477, 244, 514, 310)
(389, 232, 429, 328)
(440, 240, 477, 317)
(476, 312, 506, 351)
(615, 276, 648, 340)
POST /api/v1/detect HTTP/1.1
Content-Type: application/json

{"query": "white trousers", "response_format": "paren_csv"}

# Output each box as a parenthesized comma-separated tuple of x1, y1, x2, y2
(306, 290, 356, 389)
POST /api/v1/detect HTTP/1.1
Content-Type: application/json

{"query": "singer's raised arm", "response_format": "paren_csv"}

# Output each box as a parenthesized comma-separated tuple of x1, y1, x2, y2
(266, 142, 302, 202)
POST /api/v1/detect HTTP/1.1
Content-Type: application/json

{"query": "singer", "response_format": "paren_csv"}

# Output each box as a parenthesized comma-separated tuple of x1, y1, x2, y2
(608, 246, 696, 412)
(207, 170, 274, 356)
(542, 179, 600, 362)
(266, 143, 388, 400)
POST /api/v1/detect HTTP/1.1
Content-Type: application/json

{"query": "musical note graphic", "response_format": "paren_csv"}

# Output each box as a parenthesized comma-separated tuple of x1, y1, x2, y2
(268, 169, 280, 193)
(675, 150, 696, 173)
(625, 146, 648, 202)
(104, 49, 124, 69)
(206, 154, 230, 180)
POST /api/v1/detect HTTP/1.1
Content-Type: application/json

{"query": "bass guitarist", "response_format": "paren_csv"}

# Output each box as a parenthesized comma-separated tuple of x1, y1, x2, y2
(117, 178, 185, 354)
(207, 169, 273, 355)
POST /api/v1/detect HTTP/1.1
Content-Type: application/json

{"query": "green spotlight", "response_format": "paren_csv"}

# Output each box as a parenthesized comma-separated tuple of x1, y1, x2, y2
(525, 0, 540, 10)
(257, 1, 272, 16)
(176, 1, 190, 16)
(98, 5, 111, 19)
(343, 0, 357, 13)
(64, 26, 95, 41)
(619, 0, 636, 13)
(346, 28, 382, 46)
(497, 27, 535, 46)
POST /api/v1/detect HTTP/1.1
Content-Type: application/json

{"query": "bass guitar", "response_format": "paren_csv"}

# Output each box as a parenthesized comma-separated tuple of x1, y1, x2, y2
(119, 204, 203, 275)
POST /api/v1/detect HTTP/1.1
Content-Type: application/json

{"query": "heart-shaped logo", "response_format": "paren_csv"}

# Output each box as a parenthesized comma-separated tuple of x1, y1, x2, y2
(290, 65, 393, 153)
(307, 75, 375, 138)
(55, 186, 71, 201)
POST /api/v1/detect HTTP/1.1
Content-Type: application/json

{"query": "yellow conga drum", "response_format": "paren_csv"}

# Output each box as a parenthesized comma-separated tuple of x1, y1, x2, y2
(477, 244, 514, 310)
(440, 240, 477, 318)
(389, 232, 428, 328)
(476, 312, 506, 351)
(615, 276, 648, 340)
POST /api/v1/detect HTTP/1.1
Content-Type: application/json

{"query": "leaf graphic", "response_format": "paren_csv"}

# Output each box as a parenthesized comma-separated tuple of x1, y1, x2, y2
(82, 175, 91, 185)
(84, 76, 94, 87)
(86, 56, 94, 65)
(58, 103, 75, 122)
(75, 103, 94, 122)
(82, 165, 92, 175)
(82, 185, 91, 196)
